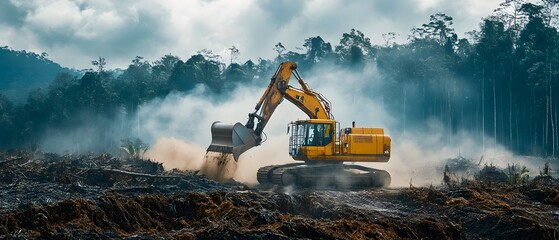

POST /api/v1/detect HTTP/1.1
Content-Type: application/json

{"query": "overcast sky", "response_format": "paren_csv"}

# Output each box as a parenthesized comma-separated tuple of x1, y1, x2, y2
(0, 0, 503, 69)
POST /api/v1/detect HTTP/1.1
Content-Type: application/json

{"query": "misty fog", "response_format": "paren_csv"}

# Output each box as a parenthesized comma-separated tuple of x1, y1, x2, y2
(80, 63, 546, 187)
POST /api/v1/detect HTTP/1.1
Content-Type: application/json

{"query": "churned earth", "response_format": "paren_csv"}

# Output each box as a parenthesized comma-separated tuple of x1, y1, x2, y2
(0, 150, 557, 239)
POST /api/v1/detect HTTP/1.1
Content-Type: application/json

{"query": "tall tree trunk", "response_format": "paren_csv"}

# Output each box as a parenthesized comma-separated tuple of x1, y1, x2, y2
(448, 89, 452, 145)
(551, 85, 556, 156)
(137, 107, 140, 138)
(403, 83, 406, 137)
(493, 77, 497, 145)
(543, 92, 550, 150)
(482, 68, 485, 152)
(548, 48, 552, 155)
(533, 86, 538, 152)
(509, 74, 513, 150)
(514, 112, 522, 153)
(553, 101, 559, 157)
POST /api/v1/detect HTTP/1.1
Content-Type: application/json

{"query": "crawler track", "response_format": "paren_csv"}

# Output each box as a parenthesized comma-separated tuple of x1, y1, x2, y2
(257, 163, 391, 189)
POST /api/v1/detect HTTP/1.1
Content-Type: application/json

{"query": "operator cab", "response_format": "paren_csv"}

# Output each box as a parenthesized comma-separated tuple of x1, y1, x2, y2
(288, 119, 336, 157)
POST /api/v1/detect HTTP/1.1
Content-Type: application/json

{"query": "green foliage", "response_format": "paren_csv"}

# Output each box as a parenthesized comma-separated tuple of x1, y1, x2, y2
(303, 36, 334, 65)
(1, 0, 559, 158)
(120, 138, 149, 159)
(540, 162, 552, 176)
(415, 13, 456, 48)
(169, 54, 223, 92)
(335, 29, 374, 68)
(507, 164, 530, 184)
(0, 93, 14, 147)
(476, 164, 510, 185)
(443, 164, 459, 188)
(0, 46, 76, 100)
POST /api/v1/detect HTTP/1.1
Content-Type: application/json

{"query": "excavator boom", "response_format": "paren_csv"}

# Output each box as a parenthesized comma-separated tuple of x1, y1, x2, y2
(207, 61, 332, 160)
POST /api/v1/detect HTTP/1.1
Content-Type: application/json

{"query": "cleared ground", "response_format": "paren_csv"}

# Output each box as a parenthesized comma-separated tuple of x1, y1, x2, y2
(0, 150, 557, 239)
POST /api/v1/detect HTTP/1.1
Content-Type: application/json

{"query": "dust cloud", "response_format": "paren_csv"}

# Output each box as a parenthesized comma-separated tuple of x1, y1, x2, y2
(383, 127, 550, 187)
(142, 137, 205, 171)
(141, 133, 290, 184)
(234, 135, 293, 184)
(143, 137, 238, 182)
(135, 83, 306, 184)
(131, 63, 547, 187)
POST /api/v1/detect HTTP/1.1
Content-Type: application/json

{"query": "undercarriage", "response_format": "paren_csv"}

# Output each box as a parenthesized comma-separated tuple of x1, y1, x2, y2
(257, 162, 391, 189)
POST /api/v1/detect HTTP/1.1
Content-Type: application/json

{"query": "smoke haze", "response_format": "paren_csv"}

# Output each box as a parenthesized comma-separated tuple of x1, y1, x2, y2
(143, 137, 205, 171)
(38, 63, 549, 187)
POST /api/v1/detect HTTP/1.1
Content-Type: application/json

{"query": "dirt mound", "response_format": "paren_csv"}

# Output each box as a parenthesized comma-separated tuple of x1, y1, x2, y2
(0, 150, 558, 239)
(1, 190, 463, 239)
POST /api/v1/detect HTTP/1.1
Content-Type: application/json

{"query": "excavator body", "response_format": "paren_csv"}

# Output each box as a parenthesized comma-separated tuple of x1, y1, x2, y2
(288, 119, 390, 163)
(207, 61, 392, 188)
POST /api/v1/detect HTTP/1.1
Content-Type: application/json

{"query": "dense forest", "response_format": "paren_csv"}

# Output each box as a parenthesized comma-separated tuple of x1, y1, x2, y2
(0, 0, 558, 157)
(0, 46, 75, 101)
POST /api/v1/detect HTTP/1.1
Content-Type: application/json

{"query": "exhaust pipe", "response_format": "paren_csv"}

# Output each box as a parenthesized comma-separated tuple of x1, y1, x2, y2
(207, 121, 259, 161)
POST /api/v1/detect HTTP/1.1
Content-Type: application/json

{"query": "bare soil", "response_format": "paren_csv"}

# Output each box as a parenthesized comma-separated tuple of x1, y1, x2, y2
(0, 150, 557, 239)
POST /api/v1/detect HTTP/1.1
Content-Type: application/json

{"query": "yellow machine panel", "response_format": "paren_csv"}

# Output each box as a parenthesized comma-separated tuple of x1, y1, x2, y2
(350, 128, 384, 135)
(347, 134, 381, 155)
(345, 134, 390, 157)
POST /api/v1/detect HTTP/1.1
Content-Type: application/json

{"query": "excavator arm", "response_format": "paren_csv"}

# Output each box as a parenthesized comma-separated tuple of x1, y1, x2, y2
(208, 61, 333, 160)
(246, 61, 333, 139)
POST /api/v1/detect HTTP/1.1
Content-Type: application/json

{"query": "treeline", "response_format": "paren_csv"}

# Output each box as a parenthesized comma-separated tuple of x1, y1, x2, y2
(0, 0, 558, 157)
(0, 46, 74, 100)
(376, 1, 559, 156)
(0, 53, 266, 150)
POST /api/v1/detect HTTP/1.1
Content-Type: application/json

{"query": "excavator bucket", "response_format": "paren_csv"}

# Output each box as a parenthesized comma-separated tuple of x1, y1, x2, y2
(207, 121, 259, 161)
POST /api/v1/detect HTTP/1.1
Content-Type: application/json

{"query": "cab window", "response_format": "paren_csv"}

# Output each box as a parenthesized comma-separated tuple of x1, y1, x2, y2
(303, 123, 333, 146)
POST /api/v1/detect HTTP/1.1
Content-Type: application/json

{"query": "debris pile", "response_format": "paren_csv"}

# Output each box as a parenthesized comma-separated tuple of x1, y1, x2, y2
(0, 150, 558, 239)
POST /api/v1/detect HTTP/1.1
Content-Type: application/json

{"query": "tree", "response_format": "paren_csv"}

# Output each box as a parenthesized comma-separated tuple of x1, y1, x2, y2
(228, 45, 240, 64)
(223, 63, 249, 85)
(493, 0, 528, 42)
(273, 42, 286, 58)
(91, 57, 107, 72)
(242, 60, 258, 81)
(382, 32, 398, 48)
(16, 88, 49, 147)
(473, 18, 514, 149)
(541, 0, 559, 28)
(303, 36, 333, 64)
(152, 54, 180, 96)
(46, 73, 79, 124)
(169, 54, 224, 92)
(515, 3, 559, 155)
(411, 13, 458, 54)
(0, 93, 13, 147)
(76, 71, 116, 115)
(117, 56, 153, 113)
(422, 13, 456, 46)
(335, 29, 374, 67)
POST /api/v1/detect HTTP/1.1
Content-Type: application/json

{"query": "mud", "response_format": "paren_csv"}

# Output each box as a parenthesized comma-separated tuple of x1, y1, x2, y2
(0, 150, 558, 239)
(200, 151, 237, 182)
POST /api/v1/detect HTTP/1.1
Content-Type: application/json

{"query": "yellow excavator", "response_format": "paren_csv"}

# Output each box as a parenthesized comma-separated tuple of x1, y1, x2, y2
(207, 61, 391, 188)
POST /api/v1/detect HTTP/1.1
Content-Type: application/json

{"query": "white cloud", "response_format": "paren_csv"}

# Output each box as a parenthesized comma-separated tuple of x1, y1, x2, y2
(0, 0, 503, 69)
(415, 0, 444, 10)
(25, 0, 82, 30)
